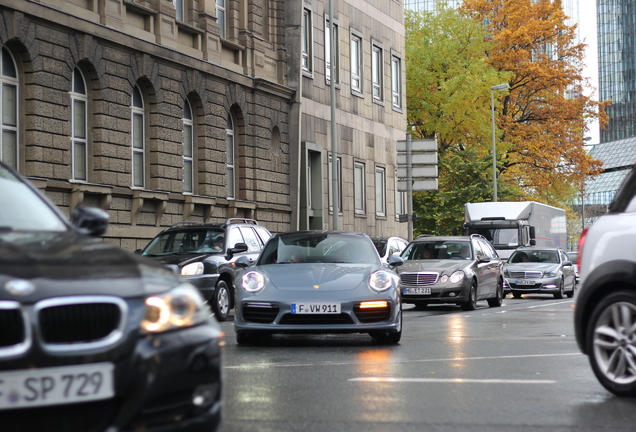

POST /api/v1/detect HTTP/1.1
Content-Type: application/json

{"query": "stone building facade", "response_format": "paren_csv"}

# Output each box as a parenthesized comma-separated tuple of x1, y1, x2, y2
(0, 0, 407, 250)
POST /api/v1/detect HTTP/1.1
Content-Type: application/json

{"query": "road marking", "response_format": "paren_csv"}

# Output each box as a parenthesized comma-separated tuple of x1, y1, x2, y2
(224, 352, 582, 370)
(349, 377, 555, 384)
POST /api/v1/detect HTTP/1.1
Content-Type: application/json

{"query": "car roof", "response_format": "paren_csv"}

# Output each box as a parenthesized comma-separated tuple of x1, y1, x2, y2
(515, 246, 561, 251)
(157, 218, 261, 233)
(275, 230, 369, 238)
(412, 235, 481, 242)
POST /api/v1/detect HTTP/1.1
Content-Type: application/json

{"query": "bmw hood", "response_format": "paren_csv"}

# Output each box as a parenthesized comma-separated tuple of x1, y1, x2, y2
(398, 259, 469, 275)
(257, 263, 378, 292)
(0, 231, 180, 302)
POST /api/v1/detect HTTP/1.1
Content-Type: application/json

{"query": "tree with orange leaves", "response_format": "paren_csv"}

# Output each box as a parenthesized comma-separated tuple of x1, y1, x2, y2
(460, 0, 608, 204)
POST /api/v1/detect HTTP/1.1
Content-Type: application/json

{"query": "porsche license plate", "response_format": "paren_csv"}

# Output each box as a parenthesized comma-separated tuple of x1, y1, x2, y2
(291, 302, 341, 314)
(403, 287, 431, 295)
(0, 362, 114, 410)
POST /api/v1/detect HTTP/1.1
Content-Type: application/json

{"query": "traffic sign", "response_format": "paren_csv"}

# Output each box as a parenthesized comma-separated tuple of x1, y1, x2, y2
(397, 178, 438, 192)
(396, 165, 438, 179)
(396, 152, 438, 165)
(397, 139, 437, 152)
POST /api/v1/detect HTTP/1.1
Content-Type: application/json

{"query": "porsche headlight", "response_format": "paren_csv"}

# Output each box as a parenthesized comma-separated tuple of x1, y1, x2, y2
(141, 284, 208, 333)
(369, 270, 394, 292)
(449, 270, 465, 284)
(182, 262, 204, 276)
(242, 271, 265, 293)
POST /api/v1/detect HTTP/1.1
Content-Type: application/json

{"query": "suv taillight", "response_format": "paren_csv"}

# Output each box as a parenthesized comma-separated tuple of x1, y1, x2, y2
(577, 228, 588, 269)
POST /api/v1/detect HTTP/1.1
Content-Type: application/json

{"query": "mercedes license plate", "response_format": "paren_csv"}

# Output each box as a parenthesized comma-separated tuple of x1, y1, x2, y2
(0, 362, 114, 410)
(516, 280, 535, 285)
(403, 287, 431, 295)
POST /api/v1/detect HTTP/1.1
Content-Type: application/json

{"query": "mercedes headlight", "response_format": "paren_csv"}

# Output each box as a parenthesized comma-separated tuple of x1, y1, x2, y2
(545, 270, 558, 277)
(369, 270, 394, 292)
(141, 284, 208, 333)
(449, 270, 465, 284)
(242, 271, 265, 293)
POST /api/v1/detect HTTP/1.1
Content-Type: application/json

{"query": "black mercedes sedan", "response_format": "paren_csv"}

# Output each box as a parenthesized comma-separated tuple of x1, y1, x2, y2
(0, 162, 223, 432)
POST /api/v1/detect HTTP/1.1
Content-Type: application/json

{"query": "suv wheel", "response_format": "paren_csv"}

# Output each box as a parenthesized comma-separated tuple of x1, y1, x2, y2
(587, 291, 636, 396)
(212, 280, 231, 321)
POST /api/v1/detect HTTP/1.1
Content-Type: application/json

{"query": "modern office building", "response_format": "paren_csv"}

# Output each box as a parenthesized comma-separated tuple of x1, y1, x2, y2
(597, 0, 636, 143)
(0, 0, 407, 250)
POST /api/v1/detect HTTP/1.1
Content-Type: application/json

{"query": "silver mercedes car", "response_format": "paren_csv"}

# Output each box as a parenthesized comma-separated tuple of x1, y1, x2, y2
(233, 231, 404, 345)
(504, 247, 576, 299)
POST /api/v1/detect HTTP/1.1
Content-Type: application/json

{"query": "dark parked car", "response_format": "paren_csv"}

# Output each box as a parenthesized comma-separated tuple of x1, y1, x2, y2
(504, 247, 576, 299)
(575, 163, 636, 397)
(371, 236, 409, 264)
(233, 231, 404, 345)
(0, 162, 223, 431)
(139, 219, 271, 321)
(397, 235, 504, 310)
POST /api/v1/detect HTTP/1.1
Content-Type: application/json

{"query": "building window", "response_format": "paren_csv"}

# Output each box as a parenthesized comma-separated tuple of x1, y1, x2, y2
(1, 47, 18, 170)
(372, 43, 383, 101)
(131, 85, 145, 188)
(391, 54, 402, 109)
(375, 166, 386, 216)
(183, 100, 194, 193)
(175, 0, 184, 21)
(328, 154, 342, 213)
(354, 162, 365, 214)
(216, 0, 226, 38)
(325, 16, 339, 84)
(302, 8, 313, 73)
(70, 68, 88, 181)
(226, 114, 235, 199)
(350, 32, 363, 95)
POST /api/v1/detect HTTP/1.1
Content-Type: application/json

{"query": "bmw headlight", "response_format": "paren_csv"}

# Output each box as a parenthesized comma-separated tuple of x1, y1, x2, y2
(182, 262, 204, 276)
(141, 284, 208, 333)
(449, 270, 465, 284)
(242, 271, 265, 293)
(369, 270, 394, 292)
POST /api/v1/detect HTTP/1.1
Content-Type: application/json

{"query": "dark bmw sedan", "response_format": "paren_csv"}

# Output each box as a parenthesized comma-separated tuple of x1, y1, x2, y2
(0, 162, 223, 432)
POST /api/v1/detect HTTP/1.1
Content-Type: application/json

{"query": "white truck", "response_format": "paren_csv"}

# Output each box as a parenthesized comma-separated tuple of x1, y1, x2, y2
(462, 201, 567, 259)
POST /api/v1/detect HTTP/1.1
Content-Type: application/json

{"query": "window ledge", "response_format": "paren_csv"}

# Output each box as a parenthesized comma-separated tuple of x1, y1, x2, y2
(220, 38, 245, 51)
(123, 1, 158, 16)
(176, 21, 204, 35)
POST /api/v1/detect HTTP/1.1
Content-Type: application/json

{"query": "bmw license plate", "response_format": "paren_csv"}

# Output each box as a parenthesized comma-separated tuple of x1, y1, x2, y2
(403, 287, 431, 295)
(291, 302, 341, 314)
(516, 280, 535, 285)
(0, 362, 114, 410)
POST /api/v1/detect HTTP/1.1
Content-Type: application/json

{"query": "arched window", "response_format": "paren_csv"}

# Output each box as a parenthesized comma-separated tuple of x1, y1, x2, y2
(225, 114, 235, 199)
(70, 68, 88, 181)
(1, 47, 18, 169)
(131, 85, 145, 188)
(183, 100, 194, 193)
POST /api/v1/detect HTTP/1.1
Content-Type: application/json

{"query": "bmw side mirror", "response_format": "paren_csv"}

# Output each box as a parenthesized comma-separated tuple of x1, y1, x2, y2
(71, 206, 109, 237)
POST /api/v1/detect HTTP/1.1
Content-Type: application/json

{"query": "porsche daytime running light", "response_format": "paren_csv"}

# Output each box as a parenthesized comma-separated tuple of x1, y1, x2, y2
(369, 270, 393, 292)
(242, 271, 265, 293)
(449, 270, 465, 284)
(141, 284, 208, 333)
(182, 262, 204, 276)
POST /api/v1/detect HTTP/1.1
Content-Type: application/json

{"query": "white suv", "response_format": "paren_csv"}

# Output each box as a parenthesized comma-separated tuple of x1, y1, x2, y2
(574, 164, 636, 397)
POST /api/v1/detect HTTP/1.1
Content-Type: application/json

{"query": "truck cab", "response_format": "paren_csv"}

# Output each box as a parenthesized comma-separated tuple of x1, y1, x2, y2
(462, 218, 535, 259)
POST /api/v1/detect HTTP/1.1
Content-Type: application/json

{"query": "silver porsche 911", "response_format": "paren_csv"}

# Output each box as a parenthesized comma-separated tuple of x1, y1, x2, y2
(233, 231, 404, 345)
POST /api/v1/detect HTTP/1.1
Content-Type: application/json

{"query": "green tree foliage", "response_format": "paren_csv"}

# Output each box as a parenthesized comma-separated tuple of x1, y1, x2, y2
(405, 7, 512, 235)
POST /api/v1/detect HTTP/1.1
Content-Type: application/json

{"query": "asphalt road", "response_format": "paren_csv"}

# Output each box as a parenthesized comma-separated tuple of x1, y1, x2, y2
(216, 295, 636, 432)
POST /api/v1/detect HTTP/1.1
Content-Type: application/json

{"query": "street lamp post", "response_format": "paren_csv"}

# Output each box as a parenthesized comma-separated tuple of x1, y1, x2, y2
(490, 83, 509, 202)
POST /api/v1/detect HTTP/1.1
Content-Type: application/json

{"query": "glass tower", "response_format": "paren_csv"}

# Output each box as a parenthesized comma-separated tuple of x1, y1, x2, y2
(597, 0, 636, 142)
